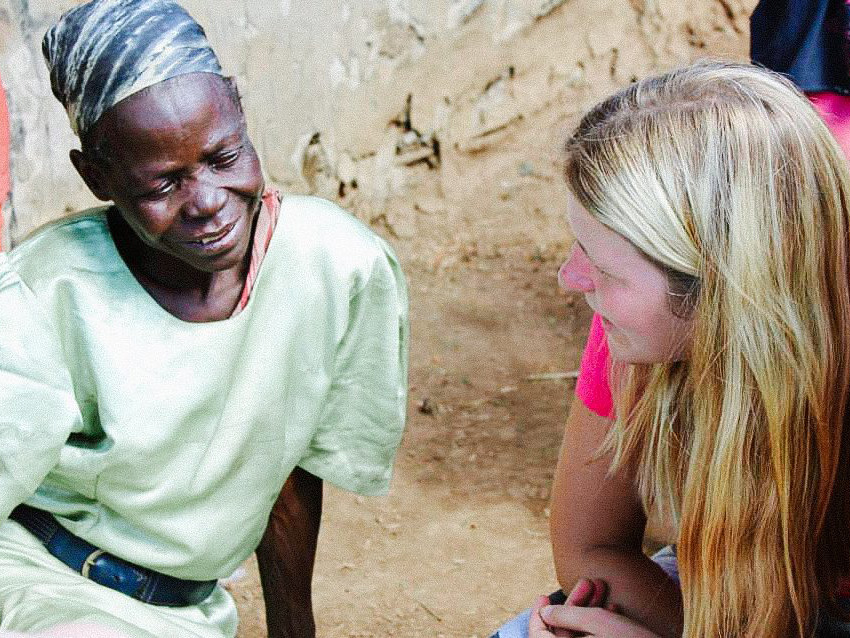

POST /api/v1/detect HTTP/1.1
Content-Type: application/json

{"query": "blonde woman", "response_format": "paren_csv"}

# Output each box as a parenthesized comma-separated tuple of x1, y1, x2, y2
(494, 61, 850, 638)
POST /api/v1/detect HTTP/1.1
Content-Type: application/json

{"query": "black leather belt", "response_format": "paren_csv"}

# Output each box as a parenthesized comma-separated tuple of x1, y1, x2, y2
(9, 504, 217, 607)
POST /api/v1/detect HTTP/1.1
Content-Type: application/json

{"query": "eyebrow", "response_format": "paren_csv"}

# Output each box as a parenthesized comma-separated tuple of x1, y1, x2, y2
(196, 125, 245, 162)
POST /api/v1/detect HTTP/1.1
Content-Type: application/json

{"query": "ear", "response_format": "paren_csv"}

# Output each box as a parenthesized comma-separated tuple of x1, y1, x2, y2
(70, 148, 112, 202)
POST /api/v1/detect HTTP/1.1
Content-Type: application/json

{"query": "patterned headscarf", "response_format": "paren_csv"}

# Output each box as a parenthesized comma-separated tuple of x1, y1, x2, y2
(42, 0, 223, 137)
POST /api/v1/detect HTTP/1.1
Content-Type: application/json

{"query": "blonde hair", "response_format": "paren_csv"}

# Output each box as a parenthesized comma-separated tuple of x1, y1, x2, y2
(564, 61, 850, 637)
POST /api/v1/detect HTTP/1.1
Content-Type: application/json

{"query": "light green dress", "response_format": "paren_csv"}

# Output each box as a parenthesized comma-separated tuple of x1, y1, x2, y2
(0, 195, 409, 637)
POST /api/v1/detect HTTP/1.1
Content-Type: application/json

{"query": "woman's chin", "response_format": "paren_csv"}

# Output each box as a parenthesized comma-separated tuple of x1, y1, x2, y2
(185, 250, 247, 274)
(607, 335, 651, 365)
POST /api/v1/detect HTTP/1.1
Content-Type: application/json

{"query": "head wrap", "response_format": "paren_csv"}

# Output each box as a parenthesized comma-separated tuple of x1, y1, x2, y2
(42, 0, 223, 137)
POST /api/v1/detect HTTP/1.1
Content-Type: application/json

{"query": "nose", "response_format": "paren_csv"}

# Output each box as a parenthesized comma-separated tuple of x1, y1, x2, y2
(559, 244, 595, 293)
(183, 173, 227, 219)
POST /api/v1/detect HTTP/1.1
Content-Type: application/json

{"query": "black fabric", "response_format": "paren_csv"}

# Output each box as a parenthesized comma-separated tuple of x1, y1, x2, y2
(751, 0, 850, 93)
(818, 600, 850, 637)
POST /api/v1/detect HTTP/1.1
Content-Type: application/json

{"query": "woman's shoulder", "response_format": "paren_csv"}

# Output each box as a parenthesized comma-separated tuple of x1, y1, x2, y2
(276, 194, 400, 273)
(9, 207, 119, 285)
(264, 195, 405, 300)
(279, 195, 377, 242)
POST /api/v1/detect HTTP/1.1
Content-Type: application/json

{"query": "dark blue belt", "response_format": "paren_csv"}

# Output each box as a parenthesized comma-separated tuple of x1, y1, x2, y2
(9, 504, 217, 607)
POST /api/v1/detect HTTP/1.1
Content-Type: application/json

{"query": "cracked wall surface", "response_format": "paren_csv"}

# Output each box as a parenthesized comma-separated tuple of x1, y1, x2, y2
(0, 0, 755, 256)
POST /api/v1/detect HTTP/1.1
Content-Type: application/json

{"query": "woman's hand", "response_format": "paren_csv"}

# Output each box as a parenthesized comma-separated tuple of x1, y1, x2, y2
(564, 578, 608, 607)
(529, 595, 573, 637)
(527, 578, 609, 638)
(529, 593, 662, 638)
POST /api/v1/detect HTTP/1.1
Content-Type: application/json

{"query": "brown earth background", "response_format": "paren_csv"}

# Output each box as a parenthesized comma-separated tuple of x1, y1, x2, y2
(0, 0, 758, 635)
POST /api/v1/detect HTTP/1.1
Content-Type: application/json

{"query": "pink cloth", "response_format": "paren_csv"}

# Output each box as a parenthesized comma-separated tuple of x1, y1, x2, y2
(231, 188, 281, 316)
(808, 91, 850, 161)
(575, 313, 614, 419)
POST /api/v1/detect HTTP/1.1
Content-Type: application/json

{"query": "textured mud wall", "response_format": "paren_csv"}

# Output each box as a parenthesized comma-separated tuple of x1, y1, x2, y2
(0, 0, 754, 254)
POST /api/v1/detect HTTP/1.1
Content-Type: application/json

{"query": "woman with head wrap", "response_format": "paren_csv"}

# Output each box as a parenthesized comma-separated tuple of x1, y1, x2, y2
(0, 1, 409, 637)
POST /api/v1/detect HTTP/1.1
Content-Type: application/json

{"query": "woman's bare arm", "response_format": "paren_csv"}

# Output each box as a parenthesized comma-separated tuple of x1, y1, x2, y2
(549, 398, 683, 638)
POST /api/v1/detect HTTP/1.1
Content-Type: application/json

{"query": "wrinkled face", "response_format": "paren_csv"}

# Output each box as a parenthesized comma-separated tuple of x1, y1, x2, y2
(559, 195, 693, 363)
(86, 73, 263, 273)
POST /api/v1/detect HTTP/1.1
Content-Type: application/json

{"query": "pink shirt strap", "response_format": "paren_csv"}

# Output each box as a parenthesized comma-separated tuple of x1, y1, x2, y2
(231, 188, 282, 316)
(575, 313, 614, 419)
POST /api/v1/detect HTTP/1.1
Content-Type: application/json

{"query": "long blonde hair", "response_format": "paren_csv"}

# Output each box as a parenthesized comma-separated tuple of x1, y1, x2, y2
(564, 61, 850, 637)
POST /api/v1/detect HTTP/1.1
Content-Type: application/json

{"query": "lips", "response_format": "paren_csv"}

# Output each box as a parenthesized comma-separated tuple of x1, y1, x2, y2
(171, 215, 245, 260)
(185, 219, 237, 246)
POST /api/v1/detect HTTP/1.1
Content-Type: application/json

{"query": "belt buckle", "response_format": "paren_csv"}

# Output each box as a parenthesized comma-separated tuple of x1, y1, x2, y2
(81, 549, 107, 578)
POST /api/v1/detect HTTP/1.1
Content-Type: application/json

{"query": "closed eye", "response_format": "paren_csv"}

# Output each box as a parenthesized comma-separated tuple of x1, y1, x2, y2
(140, 178, 178, 200)
(209, 148, 241, 170)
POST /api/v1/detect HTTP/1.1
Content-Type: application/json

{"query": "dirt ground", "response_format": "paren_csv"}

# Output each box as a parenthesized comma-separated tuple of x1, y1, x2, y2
(226, 242, 595, 637)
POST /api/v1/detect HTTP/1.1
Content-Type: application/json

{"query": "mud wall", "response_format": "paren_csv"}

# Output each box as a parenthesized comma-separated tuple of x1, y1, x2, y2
(0, 0, 754, 255)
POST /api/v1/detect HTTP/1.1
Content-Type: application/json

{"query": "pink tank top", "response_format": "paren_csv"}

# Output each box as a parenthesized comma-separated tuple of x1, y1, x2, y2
(808, 92, 850, 162)
(575, 313, 614, 418)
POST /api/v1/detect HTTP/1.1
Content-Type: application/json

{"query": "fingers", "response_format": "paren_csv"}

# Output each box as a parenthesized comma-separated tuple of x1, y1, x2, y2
(530, 595, 579, 638)
(529, 595, 557, 637)
(588, 578, 608, 607)
(565, 577, 608, 607)
(539, 605, 606, 635)
(538, 605, 659, 638)
(565, 578, 594, 606)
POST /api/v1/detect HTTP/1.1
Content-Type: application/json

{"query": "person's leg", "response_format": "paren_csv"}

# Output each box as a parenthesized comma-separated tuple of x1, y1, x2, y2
(0, 520, 237, 638)
(816, 599, 850, 638)
(490, 607, 534, 638)
(649, 544, 679, 586)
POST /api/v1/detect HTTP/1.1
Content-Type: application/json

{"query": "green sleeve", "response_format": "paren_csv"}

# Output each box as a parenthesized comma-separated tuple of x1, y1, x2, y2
(298, 238, 409, 495)
(0, 258, 81, 521)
